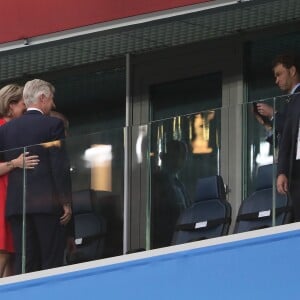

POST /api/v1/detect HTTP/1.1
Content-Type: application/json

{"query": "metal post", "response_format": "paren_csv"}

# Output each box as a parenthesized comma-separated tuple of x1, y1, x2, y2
(21, 147, 27, 274)
(272, 97, 276, 227)
(123, 53, 132, 254)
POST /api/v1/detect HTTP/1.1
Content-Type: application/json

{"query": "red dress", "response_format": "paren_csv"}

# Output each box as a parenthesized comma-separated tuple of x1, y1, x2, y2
(0, 118, 14, 252)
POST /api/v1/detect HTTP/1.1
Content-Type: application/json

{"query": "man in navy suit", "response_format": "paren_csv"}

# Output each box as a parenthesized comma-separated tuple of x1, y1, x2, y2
(274, 54, 300, 221)
(0, 79, 72, 274)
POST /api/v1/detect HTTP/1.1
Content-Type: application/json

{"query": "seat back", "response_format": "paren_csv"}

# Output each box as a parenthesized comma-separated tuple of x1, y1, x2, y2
(172, 175, 231, 245)
(67, 189, 106, 264)
(234, 164, 291, 233)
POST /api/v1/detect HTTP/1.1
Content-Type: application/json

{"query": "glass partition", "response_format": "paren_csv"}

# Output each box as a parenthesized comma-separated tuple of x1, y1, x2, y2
(148, 108, 223, 249)
(0, 94, 296, 276)
(244, 95, 291, 195)
(242, 94, 291, 231)
(147, 95, 293, 250)
(65, 129, 124, 260)
(6, 128, 125, 275)
(244, 97, 277, 197)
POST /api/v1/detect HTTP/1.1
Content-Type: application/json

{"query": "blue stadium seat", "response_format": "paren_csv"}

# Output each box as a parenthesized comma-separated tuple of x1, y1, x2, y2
(234, 164, 291, 233)
(172, 175, 231, 245)
(66, 189, 106, 264)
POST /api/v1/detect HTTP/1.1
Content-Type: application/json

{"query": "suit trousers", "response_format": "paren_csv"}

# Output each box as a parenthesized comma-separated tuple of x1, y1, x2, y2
(290, 160, 300, 221)
(9, 214, 66, 274)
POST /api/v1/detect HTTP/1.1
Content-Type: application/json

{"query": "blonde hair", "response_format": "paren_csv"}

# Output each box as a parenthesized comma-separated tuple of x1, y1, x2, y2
(0, 84, 23, 117)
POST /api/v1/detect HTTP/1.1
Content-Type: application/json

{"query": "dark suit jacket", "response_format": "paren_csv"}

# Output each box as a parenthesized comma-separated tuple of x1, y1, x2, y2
(266, 87, 299, 146)
(274, 103, 288, 137)
(277, 86, 300, 179)
(0, 110, 72, 217)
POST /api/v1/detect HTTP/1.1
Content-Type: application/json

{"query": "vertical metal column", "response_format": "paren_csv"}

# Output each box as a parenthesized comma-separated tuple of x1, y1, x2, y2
(21, 147, 27, 274)
(272, 97, 277, 227)
(123, 53, 132, 254)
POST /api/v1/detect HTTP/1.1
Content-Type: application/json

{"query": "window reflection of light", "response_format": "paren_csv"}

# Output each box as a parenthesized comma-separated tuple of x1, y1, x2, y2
(84, 144, 112, 192)
(157, 125, 164, 167)
(136, 125, 147, 164)
(250, 144, 254, 175)
(84, 145, 112, 166)
(256, 141, 273, 166)
(191, 111, 215, 154)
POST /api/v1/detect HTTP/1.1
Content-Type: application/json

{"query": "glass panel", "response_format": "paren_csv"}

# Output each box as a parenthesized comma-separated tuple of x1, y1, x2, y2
(12, 128, 124, 274)
(149, 108, 222, 249)
(66, 129, 124, 259)
(241, 95, 292, 231)
(0, 94, 296, 275)
(244, 97, 277, 197)
(244, 94, 294, 196)
(147, 96, 294, 249)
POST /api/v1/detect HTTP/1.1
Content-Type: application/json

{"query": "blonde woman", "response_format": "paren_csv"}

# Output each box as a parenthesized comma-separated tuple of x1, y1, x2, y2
(0, 84, 39, 277)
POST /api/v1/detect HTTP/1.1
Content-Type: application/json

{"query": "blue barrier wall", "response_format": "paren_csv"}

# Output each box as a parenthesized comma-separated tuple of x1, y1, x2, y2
(1, 224, 299, 299)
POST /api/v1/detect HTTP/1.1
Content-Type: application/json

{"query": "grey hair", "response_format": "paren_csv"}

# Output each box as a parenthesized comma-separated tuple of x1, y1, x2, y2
(23, 79, 55, 107)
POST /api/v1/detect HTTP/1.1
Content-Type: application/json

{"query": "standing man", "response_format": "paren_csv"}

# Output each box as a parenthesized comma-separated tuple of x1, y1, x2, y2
(0, 79, 72, 274)
(272, 54, 300, 220)
(254, 54, 300, 145)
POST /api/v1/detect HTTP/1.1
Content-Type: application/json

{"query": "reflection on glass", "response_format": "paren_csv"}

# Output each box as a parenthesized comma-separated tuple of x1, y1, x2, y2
(156, 124, 164, 168)
(173, 116, 182, 141)
(9, 129, 125, 275)
(1, 94, 296, 275)
(245, 98, 277, 195)
(245, 97, 284, 195)
(255, 141, 273, 166)
(150, 109, 221, 249)
(66, 131, 124, 260)
(84, 144, 112, 192)
(191, 111, 215, 154)
(244, 95, 294, 229)
(151, 140, 191, 249)
(135, 125, 148, 164)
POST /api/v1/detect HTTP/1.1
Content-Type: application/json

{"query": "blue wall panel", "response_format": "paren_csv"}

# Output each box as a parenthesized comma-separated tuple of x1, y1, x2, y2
(0, 228, 299, 299)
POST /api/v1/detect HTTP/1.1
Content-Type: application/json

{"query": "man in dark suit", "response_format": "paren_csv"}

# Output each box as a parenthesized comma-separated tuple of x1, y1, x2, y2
(274, 54, 300, 220)
(254, 55, 298, 146)
(0, 79, 72, 274)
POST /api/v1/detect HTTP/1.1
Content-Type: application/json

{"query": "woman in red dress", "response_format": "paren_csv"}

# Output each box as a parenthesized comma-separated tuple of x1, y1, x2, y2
(0, 84, 39, 277)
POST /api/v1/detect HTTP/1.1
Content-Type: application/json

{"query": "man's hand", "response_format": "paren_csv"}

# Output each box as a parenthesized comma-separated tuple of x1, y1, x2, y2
(256, 103, 274, 119)
(277, 174, 289, 194)
(60, 203, 72, 225)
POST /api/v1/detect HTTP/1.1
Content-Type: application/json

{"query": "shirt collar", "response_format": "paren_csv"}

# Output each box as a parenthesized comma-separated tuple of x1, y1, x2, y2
(291, 83, 300, 94)
(27, 108, 44, 114)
